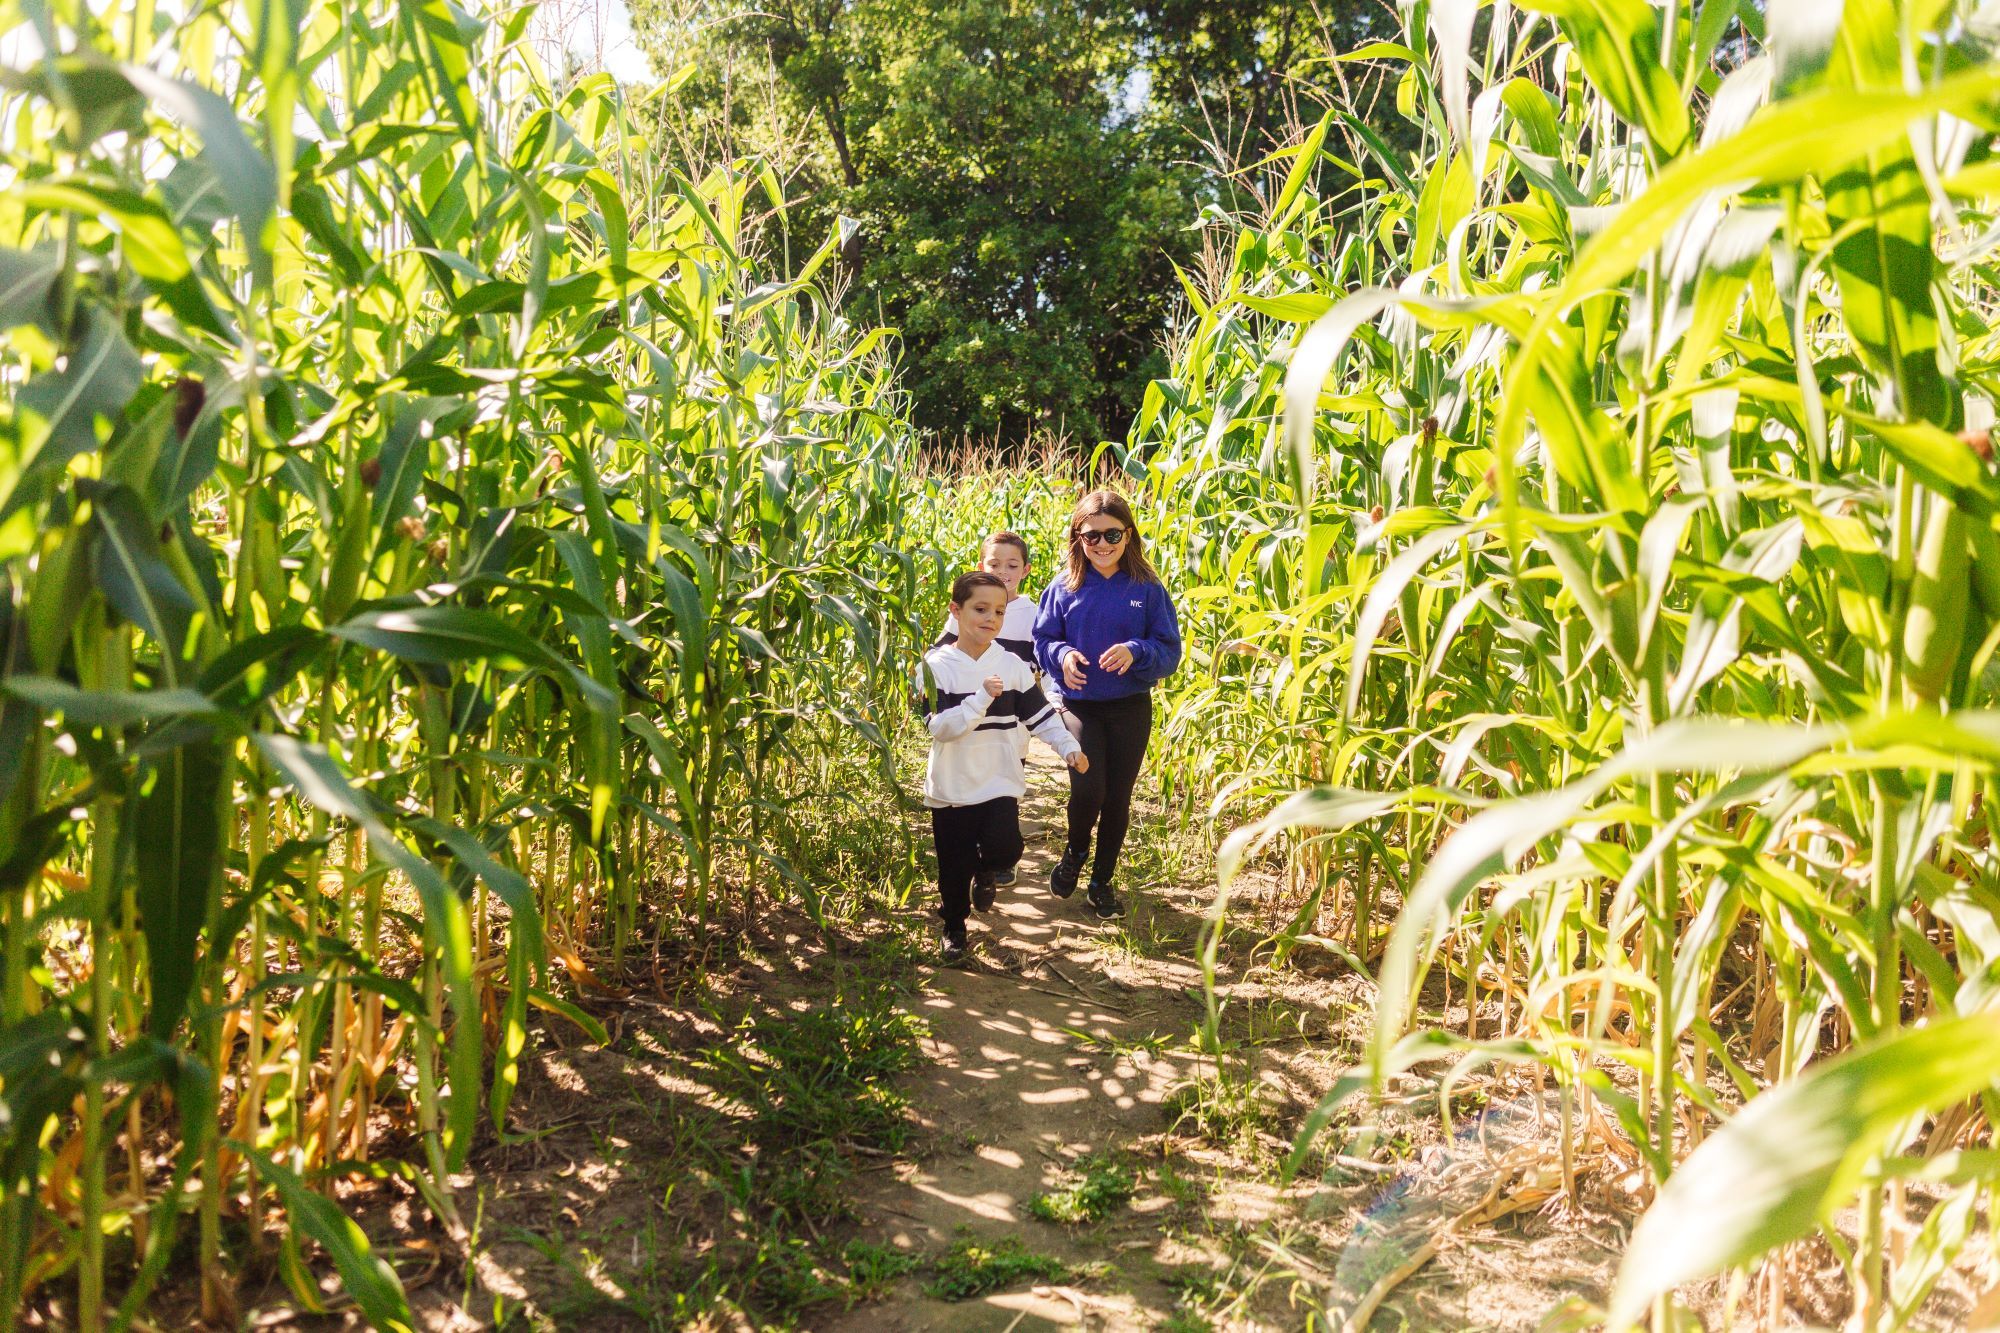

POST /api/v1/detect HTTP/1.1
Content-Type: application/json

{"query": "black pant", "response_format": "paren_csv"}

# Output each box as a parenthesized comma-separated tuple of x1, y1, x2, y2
(931, 797, 1023, 926)
(1063, 692, 1152, 885)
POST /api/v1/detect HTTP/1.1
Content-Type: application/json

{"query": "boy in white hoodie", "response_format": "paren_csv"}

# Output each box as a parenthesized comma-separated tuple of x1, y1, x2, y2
(921, 571, 1087, 961)
(931, 531, 1079, 884)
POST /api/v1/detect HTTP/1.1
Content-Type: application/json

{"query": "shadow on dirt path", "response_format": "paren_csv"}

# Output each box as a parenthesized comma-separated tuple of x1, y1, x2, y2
(825, 749, 1213, 1331)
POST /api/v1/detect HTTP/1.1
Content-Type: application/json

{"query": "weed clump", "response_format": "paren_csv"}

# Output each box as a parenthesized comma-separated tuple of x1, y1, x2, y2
(840, 1239, 923, 1304)
(1028, 1154, 1136, 1224)
(1164, 1070, 1268, 1153)
(925, 1235, 1072, 1300)
(697, 992, 929, 1222)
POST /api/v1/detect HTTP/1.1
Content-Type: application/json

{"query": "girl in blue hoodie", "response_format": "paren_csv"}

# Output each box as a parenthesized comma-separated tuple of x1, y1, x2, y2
(1033, 490, 1182, 917)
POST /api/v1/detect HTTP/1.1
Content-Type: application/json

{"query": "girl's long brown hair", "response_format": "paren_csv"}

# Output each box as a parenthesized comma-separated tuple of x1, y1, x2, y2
(1063, 489, 1162, 591)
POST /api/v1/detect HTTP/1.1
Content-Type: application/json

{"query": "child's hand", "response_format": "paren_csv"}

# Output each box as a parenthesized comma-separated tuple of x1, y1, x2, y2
(1067, 750, 1090, 773)
(1061, 649, 1088, 690)
(1098, 644, 1135, 674)
(983, 674, 1005, 698)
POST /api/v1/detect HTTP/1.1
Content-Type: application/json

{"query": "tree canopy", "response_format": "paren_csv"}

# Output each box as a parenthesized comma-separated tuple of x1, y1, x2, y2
(628, 0, 1398, 446)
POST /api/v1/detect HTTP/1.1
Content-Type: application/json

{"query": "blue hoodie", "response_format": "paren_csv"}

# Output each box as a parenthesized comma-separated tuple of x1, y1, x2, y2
(1034, 568, 1182, 702)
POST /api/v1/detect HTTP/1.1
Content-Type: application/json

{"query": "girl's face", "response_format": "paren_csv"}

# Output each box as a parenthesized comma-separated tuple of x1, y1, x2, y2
(981, 542, 1027, 595)
(1075, 512, 1128, 576)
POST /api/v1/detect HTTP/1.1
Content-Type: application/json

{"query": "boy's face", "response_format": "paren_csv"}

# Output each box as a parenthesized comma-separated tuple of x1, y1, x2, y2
(953, 585, 1008, 644)
(981, 543, 1027, 595)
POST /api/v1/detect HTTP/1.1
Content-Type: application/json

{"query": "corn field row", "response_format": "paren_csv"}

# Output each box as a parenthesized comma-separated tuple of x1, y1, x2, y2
(0, 1, 935, 1327)
(1111, 0, 2000, 1325)
(16, 0, 2000, 1327)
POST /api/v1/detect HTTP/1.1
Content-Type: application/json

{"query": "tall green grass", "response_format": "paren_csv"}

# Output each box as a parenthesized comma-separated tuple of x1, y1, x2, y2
(1113, 2, 2000, 1325)
(0, 2, 931, 1325)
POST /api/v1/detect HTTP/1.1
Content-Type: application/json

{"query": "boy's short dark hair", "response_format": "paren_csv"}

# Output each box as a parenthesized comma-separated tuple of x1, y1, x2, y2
(950, 571, 1007, 605)
(984, 531, 1031, 563)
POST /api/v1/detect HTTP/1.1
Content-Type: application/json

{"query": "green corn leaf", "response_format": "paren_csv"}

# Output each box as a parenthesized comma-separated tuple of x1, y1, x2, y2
(625, 712, 701, 834)
(0, 57, 146, 148)
(654, 559, 708, 701)
(1372, 719, 1840, 1071)
(150, 379, 223, 512)
(196, 624, 326, 714)
(244, 1148, 416, 1333)
(579, 167, 630, 272)
(409, 815, 543, 976)
(1238, 292, 1335, 323)
(289, 171, 369, 286)
(368, 397, 450, 556)
(1668, 207, 1780, 397)
(131, 736, 227, 1038)
(1345, 522, 1478, 721)
(120, 65, 278, 289)
(0, 247, 59, 332)
(1493, 62, 2000, 525)
(245, 0, 306, 187)
(0, 1008, 88, 1292)
(1518, 0, 1690, 156)
(90, 484, 198, 685)
(328, 604, 615, 712)
(1686, 0, 1752, 92)
(1411, 148, 1472, 269)
(1, 311, 142, 530)
(1284, 289, 1402, 509)
(1606, 1011, 2000, 1329)
(211, 834, 331, 955)
(397, 0, 483, 139)
(0, 677, 223, 731)
(1274, 110, 1335, 219)
(525, 987, 610, 1045)
(408, 813, 545, 1132)
(1825, 143, 1945, 424)
(1500, 77, 1563, 157)
(9, 178, 188, 285)
(1589, 72, 2000, 301)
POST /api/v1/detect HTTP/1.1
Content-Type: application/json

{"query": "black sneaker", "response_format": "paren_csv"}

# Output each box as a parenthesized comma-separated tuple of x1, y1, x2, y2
(972, 871, 997, 913)
(940, 923, 969, 962)
(991, 866, 1017, 888)
(1050, 849, 1085, 899)
(1086, 880, 1121, 920)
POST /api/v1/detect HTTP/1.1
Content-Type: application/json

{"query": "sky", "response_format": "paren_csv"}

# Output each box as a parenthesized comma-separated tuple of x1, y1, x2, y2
(0, 1, 656, 85)
(535, 0, 654, 85)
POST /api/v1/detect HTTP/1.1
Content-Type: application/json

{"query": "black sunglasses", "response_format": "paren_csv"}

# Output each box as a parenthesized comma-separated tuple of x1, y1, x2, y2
(1077, 528, 1126, 547)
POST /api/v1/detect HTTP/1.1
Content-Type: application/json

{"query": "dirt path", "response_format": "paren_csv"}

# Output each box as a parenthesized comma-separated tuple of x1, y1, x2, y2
(248, 745, 1650, 1332)
(827, 751, 1214, 1331)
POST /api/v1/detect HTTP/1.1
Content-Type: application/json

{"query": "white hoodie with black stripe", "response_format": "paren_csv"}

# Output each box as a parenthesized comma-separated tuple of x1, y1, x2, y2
(935, 594, 1051, 757)
(921, 640, 1080, 808)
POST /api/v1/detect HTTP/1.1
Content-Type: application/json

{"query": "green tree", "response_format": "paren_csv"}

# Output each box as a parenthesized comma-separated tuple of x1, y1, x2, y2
(841, 0, 1187, 441)
(1130, 0, 1401, 166)
(628, 0, 1396, 444)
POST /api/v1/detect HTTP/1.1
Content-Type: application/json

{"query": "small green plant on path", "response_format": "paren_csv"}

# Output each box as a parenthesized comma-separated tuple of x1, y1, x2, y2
(1029, 1153, 1138, 1224)
(695, 987, 930, 1220)
(925, 1234, 1074, 1300)
(1159, 1312, 1216, 1333)
(1151, 1158, 1204, 1209)
(840, 1240, 924, 1304)
(1165, 1069, 1268, 1153)
(1159, 1259, 1232, 1331)
(1064, 1025, 1181, 1059)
